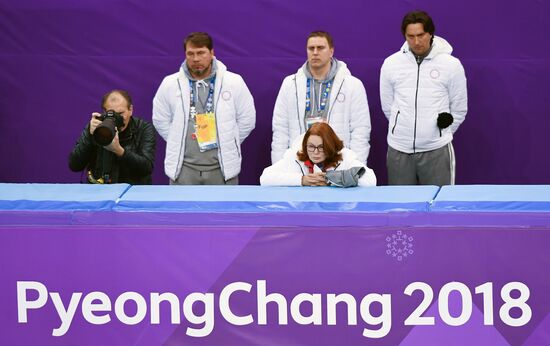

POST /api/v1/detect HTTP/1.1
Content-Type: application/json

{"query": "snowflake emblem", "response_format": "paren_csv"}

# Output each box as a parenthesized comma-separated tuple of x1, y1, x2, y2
(386, 230, 414, 261)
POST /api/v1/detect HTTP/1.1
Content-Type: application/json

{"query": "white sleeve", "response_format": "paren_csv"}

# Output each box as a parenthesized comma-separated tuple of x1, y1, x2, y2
(260, 149, 303, 186)
(152, 77, 173, 141)
(233, 75, 256, 143)
(271, 78, 292, 164)
(448, 62, 468, 133)
(379, 60, 394, 121)
(357, 165, 377, 187)
(348, 78, 371, 164)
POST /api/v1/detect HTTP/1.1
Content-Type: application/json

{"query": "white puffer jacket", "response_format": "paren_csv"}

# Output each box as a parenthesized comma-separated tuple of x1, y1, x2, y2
(153, 60, 255, 181)
(271, 61, 371, 164)
(261, 137, 376, 187)
(380, 36, 467, 153)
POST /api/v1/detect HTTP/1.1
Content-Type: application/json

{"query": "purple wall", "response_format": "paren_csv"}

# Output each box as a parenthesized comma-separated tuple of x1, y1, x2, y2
(1, 0, 549, 185)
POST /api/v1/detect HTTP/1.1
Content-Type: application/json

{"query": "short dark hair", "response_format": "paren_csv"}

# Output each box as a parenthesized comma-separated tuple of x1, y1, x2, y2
(101, 90, 132, 111)
(401, 11, 435, 37)
(183, 32, 213, 51)
(307, 31, 334, 48)
(297, 122, 343, 168)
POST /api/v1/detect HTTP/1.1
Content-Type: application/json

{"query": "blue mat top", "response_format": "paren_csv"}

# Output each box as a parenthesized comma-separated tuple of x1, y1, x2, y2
(115, 185, 440, 212)
(0, 183, 130, 211)
(431, 185, 550, 212)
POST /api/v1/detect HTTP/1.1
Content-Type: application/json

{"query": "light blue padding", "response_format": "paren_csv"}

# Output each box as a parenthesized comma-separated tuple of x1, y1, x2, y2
(0, 183, 130, 211)
(115, 185, 439, 212)
(431, 185, 550, 212)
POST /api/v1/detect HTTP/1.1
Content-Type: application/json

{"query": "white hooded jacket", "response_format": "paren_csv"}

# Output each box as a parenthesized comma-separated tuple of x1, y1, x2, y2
(153, 59, 255, 181)
(271, 60, 371, 164)
(380, 36, 467, 153)
(261, 136, 376, 187)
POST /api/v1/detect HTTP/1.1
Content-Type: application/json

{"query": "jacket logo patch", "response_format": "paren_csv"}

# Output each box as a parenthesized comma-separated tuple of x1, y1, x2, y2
(337, 93, 345, 102)
(430, 69, 440, 79)
(222, 90, 232, 101)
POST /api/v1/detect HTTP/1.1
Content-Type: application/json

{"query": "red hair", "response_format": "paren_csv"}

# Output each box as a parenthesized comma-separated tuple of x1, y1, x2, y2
(297, 123, 343, 168)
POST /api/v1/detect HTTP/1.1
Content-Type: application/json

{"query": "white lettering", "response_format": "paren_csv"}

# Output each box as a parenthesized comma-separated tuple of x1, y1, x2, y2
(17, 281, 48, 323)
(150, 292, 180, 324)
(50, 292, 82, 336)
(290, 293, 322, 325)
(114, 292, 147, 325)
(183, 293, 214, 337)
(82, 292, 112, 325)
(327, 293, 357, 325)
(257, 280, 288, 325)
(360, 294, 392, 338)
(220, 281, 253, 325)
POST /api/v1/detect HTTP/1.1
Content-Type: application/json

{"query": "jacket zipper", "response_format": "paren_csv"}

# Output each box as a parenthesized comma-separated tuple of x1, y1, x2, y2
(175, 78, 187, 178)
(413, 57, 421, 153)
(296, 160, 306, 176)
(234, 138, 241, 158)
(213, 75, 225, 179)
(391, 110, 400, 134)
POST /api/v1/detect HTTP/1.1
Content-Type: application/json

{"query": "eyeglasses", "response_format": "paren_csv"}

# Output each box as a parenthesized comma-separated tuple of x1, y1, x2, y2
(306, 144, 324, 153)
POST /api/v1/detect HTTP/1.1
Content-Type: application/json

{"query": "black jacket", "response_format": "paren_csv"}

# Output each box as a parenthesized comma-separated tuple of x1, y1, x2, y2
(69, 117, 156, 184)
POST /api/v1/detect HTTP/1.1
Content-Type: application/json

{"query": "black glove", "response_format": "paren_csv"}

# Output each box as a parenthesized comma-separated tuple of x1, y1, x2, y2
(437, 112, 454, 129)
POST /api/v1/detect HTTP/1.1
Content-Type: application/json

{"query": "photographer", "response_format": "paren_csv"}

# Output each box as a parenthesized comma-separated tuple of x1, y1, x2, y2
(69, 90, 156, 184)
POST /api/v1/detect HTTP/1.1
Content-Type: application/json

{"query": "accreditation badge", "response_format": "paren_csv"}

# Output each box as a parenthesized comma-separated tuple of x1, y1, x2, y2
(195, 112, 218, 152)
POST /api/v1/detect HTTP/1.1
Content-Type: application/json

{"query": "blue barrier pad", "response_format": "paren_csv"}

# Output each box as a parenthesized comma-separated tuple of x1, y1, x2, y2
(115, 185, 439, 212)
(0, 183, 130, 211)
(431, 185, 550, 212)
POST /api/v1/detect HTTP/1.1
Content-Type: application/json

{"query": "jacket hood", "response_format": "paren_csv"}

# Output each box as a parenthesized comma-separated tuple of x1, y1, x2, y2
(181, 58, 225, 81)
(400, 36, 453, 58)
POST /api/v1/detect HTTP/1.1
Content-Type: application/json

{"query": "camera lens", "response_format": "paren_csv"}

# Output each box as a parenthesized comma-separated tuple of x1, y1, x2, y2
(93, 117, 117, 146)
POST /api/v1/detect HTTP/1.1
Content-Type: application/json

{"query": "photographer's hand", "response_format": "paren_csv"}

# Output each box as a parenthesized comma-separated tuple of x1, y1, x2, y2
(89, 113, 103, 135)
(103, 131, 125, 157)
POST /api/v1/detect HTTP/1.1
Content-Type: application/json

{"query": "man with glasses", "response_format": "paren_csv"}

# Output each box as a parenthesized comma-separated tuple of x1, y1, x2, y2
(271, 31, 372, 165)
(380, 11, 468, 185)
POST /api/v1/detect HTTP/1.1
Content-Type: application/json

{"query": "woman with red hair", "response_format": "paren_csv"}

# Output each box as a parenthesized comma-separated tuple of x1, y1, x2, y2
(260, 123, 376, 187)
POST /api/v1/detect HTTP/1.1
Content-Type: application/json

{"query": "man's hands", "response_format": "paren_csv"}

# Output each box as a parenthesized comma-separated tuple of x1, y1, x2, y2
(89, 113, 125, 157)
(89, 113, 102, 135)
(103, 131, 125, 156)
(301, 172, 327, 186)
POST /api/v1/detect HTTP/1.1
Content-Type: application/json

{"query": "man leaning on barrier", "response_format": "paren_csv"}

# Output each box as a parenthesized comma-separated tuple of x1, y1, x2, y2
(69, 89, 156, 184)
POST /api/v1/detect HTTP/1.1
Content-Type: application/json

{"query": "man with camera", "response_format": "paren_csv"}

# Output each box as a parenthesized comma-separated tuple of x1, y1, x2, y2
(153, 32, 255, 185)
(69, 90, 156, 184)
(380, 11, 468, 186)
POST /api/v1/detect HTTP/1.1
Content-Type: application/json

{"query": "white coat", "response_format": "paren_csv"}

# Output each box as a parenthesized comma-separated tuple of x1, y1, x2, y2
(261, 140, 376, 187)
(271, 61, 371, 164)
(380, 36, 467, 153)
(153, 60, 255, 181)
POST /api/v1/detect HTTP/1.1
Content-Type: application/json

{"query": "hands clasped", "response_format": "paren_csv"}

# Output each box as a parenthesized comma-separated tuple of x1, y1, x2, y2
(301, 172, 327, 186)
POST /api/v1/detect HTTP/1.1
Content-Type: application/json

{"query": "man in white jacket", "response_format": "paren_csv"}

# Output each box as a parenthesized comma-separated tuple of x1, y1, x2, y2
(153, 32, 255, 184)
(380, 11, 467, 186)
(271, 31, 372, 165)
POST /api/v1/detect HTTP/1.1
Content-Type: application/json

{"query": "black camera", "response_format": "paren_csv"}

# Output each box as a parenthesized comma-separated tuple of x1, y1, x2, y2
(93, 110, 124, 146)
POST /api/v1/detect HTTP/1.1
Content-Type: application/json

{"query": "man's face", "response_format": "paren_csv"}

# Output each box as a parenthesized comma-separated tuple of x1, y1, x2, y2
(405, 23, 432, 56)
(307, 36, 334, 71)
(104, 93, 132, 131)
(185, 43, 214, 78)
